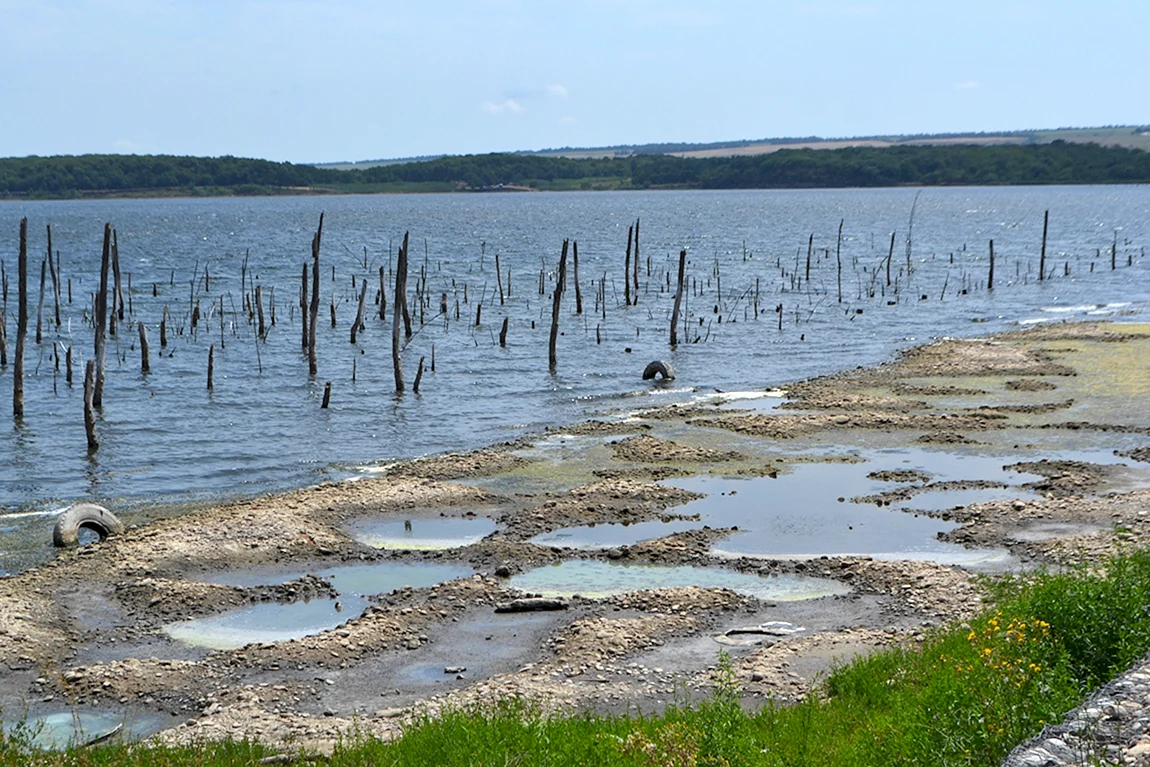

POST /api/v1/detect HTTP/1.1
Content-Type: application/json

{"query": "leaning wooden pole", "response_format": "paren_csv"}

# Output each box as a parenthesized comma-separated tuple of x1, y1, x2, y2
(13, 218, 28, 419)
(83, 359, 98, 451)
(138, 321, 150, 374)
(308, 213, 323, 376)
(632, 218, 640, 301)
(392, 232, 409, 393)
(624, 225, 632, 307)
(110, 229, 123, 336)
(35, 257, 46, 345)
(835, 219, 844, 303)
(47, 224, 60, 328)
(93, 223, 111, 408)
(670, 248, 686, 347)
(1039, 209, 1049, 282)
(350, 281, 367, 344)
(572, 240, 583, 315)
(548, 239, 568, 373)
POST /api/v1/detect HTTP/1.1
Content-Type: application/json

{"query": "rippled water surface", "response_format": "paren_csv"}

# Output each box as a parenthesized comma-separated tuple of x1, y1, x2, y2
(2, 187, 1148, 539)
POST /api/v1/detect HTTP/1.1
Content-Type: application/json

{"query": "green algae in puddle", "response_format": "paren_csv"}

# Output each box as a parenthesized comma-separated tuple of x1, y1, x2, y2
(510, 560, 848, 601)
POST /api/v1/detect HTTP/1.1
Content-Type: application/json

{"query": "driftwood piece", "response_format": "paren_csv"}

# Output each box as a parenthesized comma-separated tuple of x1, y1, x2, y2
(494, 597, 569, 613)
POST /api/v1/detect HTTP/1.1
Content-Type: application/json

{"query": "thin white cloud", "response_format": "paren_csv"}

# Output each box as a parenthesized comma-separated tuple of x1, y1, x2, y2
(481, 99, 525, 115)
(546, 84, 569, 99)
(954, 81, 980, 90)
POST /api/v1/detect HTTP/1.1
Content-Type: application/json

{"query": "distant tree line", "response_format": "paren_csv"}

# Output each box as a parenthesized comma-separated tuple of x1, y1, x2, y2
(2, 141, 1148, 198)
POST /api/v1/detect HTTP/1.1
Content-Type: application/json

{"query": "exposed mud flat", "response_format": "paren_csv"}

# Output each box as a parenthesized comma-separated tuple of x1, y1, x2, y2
(4, 321, 1150, 755)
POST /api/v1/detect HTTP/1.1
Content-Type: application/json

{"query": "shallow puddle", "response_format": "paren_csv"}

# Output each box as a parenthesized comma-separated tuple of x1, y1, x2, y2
(530, 518, 703, 549)
(2, 710, 161, 748)
(350, 517, 496, 550)
(509, 560, 849, 601)
(172, 562, 474, 649)
(165, 595, 369, 650)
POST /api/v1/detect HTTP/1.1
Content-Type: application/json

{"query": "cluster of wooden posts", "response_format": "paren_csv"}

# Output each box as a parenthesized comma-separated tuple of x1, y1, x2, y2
(2, 209, 1142, 456)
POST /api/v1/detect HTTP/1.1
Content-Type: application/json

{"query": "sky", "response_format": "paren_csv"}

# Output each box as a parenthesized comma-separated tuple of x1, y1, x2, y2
(1, 0, 1147, 164)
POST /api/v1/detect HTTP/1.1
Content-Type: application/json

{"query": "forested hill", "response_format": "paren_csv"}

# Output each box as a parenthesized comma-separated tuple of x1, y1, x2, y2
(2, 141, 1149, 199)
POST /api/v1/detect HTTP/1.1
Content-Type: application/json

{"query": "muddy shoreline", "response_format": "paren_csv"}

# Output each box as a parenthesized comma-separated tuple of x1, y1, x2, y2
(4, 321, 1150, 755)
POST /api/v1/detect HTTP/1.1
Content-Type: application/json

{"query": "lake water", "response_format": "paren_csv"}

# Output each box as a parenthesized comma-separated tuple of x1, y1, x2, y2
(1, 186, 1148, 567)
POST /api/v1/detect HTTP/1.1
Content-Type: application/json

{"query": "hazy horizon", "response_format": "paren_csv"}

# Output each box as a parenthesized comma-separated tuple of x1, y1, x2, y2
(2, 1, 1147, 165)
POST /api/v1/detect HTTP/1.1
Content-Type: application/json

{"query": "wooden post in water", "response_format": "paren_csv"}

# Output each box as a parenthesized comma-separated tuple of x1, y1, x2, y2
(93, 223, 111, 408)
(572, 241, 583, 315)
(255, 285, 266, 339)
(670, 249, 686, 347)
(413, 356, 425, 393)
(47, 224, 60, 329)
(65, 344, 72, 385)
(300, 263, 309, 351)
(350, 282, 367, 343)
(499, 317, 509, 347)
(548, 239, 568, 373)
(633, 218, 640, 301)
(321, 382, 331, 408)
(805, 234, 813, 284)
(624, 225, 632, 306)
(83, 359, 98, 451)
(308, 213, 323, 376)
(160, 306, 169, 348)
(886, 232, 895, 287)
(138, 322, 150, 374)
(1112, 231, 1118, 271)
(1039, 210, 1049, 282)
(35, 258, 46, 345)
(0, 307, 7, 366)
(13, 218, 28, 419)
(988, 240, 995, 291)
(496, 254, 504, 305)
(392, 232, 409, 393)
(207, 344, 215, 390)
(835, 219, 844, 303)
(111, 229, 123, 334)
(378, 266, 387, 320)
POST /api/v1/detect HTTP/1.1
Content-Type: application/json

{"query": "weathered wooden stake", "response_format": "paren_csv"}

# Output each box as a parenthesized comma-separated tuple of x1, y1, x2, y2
(835, 219, 844, 303)
(93, 223, 111, 408)
(13, 218, 28, 419)
(392, 232, 409, 393)
(300, 263, 309, 351)
(255, 285, 266, 339)
(624, 225, 633, 306)
(138, 322, 150, 374)
(475, 303, 482, 326)
(499, 317, 509, 347)
(160, 306, 169, 347)
(35, 258, 46, 344)
(633, 218, 640, 300)
(1039, 209, 1049, 282)
(65, 344, 72, 384)
(207, 344, 215, 390)
(83, 359, 98, 451)
(495, 254, 504, 305)
(548, 240, 568, 372)
(308, 213, 323, 376)
(670, 249, 686, 347)
(413, 356, 425, 393)
(988, 240, 996, 291)
(378, 266, 387, 320)
(47, 225, 60, 328)
(0, 307, 7, 366)
(350, 281, 367, 343)
(573, 241, 583, 314)
(321, 381, 331, 408)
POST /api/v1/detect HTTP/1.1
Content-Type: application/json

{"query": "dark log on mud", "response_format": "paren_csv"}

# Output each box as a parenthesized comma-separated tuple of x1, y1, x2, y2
(494, 597, 569, 613)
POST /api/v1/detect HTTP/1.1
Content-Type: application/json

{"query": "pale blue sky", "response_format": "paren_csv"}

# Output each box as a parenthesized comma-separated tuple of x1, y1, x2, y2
(1, 0, 1146, 163)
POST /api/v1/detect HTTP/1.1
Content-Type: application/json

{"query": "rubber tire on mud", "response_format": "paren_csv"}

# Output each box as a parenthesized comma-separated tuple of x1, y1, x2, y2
(642, 360, 675, 381)
(52, 503, 125, 548)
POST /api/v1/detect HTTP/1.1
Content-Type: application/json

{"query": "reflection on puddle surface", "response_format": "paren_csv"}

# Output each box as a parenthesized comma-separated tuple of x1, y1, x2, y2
(2, 711, 160, 748)
(170, 562, 474, 649)
(165, 596, 368, 650)
(509, 560, 849, 601)
(350, 517, 496, 550)
(531, 518, 703, 549)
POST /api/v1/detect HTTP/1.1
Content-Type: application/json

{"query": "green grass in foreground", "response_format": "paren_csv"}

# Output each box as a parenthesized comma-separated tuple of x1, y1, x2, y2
(8, 549, 1150, 766)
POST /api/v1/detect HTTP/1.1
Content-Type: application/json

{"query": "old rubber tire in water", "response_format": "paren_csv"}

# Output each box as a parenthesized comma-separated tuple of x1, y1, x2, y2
(52, 503, 125, 548)
(642, 360, 675, 381)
